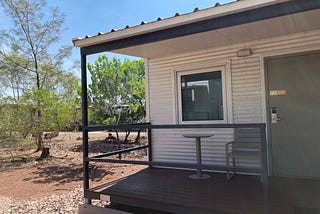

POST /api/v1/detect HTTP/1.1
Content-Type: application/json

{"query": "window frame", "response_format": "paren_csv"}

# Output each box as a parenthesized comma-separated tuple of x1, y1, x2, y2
(176, 66, 228, 124)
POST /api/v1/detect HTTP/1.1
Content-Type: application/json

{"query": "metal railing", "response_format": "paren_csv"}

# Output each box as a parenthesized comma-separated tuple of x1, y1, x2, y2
(82, 122, 269, 213)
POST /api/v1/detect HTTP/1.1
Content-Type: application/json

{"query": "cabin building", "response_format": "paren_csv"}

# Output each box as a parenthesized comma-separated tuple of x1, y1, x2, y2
(73, 0, 320, 213)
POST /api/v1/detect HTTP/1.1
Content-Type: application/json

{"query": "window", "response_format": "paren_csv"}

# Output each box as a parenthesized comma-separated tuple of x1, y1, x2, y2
(177, 67, 227, 123)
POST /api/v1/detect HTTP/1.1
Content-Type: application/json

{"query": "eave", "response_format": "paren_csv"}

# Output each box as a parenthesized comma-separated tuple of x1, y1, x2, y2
(73, 0, 320, 58)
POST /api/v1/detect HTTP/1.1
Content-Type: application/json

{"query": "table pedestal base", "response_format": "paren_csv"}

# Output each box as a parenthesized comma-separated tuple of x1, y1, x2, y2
(189, 173, 211, 179)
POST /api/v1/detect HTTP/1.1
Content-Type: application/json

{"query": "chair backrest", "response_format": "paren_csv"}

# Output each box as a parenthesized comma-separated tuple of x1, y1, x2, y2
(233, 128, 261, 151)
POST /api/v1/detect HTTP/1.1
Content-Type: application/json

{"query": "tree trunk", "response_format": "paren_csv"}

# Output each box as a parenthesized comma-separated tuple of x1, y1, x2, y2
(135, 130, 141, 144)
(36, 133, 43, 151)
(124, 130, 131, 143)
(38, 147, 50, 160)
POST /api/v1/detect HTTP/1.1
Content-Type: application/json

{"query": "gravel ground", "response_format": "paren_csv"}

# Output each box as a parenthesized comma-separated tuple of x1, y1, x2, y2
(0, 188, 109, 214)
(0, 188, 84, 214)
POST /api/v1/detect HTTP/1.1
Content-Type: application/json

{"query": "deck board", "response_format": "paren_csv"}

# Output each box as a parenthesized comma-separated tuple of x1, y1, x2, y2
(87, 168, 264, 214)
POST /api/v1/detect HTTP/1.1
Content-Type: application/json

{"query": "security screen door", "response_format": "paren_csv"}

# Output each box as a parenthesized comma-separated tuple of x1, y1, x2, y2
(266, 52, 320, 178)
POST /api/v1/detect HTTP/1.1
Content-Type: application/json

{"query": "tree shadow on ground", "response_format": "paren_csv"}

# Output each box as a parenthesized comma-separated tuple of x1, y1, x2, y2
(23, 163, 113, 185)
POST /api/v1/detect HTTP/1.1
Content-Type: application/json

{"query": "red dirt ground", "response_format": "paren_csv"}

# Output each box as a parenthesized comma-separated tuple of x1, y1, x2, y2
(0, 132, 147, 200)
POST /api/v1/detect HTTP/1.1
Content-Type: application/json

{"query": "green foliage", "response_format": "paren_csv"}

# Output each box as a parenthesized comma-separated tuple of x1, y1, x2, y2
(0, 0, 80, 149)
(88, 55, 145, 125)
(0, 88, 80, 142)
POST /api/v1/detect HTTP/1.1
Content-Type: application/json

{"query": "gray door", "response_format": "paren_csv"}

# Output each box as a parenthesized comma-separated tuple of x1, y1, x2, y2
(266, 52, 320, 178)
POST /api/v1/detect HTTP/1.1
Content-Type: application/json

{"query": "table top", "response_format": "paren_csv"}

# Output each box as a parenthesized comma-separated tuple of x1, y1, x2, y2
(182, 134, 214, 138)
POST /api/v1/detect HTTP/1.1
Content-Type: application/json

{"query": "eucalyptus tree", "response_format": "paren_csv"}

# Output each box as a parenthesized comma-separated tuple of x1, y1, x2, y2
(0, 0, 77, 153)
(88, 55, 145, 125)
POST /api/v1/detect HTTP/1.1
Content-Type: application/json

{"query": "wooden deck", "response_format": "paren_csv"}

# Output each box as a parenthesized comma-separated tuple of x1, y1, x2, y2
(86, 168, 264, 214)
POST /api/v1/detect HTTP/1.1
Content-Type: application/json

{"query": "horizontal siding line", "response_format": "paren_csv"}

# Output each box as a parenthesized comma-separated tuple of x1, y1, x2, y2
(232, 87, 261, 92)
(152, 143, 232, 145)
(149, 51, 236, 65)
(232, 100, 262, 104)
(232, 79, 261, 84)
(252, 29, 320, 45)
(149, 88, 171, 92)
(150, 103, 172, 106)
(149, 52, 234, 64)
(233, 106, 262, 111)
(153, 151, 229, 156)
(154, 152, 231, 156)
(151, 137, 227, 140)
(232, 87, 262, 93)
(234, 112, 262, 116)
(233, 108, 262, 112)
(151, 130, 234, 132)
(149, 92, 171, 96)
(149, 55, 234, 68)
(149, 72, 172, 77)
(232, 105, 261, 110)
(232, 97, 262, 102)
(231, 68, 260, 74)
(148, 94, 172, 98)
(152, 156, 227, 161)
(149, 29, 320, 65)
(231, 67, 260, 73)
(232, 72, 260, 78)
(233, 107, 262, 112)
(231, 66, 259, 70)
(151, 137, 233, 141)
(231, 70, 260, 76)
(153, 147, 231, 151)
(151, 129, 234, 132)
(245, 30, 320, 51)
(252, 35, 320, 51)
(230, 57, 260, 64)
(149, 77, 172, 82)
(233, 113, 262, 117)
(231, 73, 261, 81)
(233, 115, 263, 119)
(232, 82, 261, 88)
(148, 69, 172, 74)
(232, 80, 261, 86)
(231, 62, 260, 68)
(231, 63, 260, 73)
(232, 90, 261, 95)
(261, 42, 320, 53)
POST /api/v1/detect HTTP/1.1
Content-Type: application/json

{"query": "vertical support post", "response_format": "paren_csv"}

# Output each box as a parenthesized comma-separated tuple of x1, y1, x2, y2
(195, 137, 202, 177)
(260, 124, 269, 214)
(147, 125, 152, 166)
(81, 50, 91, 204)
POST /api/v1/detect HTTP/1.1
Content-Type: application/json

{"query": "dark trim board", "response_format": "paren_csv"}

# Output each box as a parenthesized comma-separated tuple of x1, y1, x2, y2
(78, 204, 132, 214)
(81, 0, 320, 55)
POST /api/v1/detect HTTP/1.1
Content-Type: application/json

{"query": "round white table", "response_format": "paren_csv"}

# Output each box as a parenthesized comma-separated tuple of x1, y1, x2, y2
(183, 134, 213, 179)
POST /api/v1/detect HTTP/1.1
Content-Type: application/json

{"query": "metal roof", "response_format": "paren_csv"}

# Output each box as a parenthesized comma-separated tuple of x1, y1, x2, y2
(72, 1, 238, 44)
(73, 0, 320, 57)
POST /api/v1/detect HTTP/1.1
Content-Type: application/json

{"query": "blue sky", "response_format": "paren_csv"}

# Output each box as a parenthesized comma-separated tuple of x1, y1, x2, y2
(0, 0, 234, 72)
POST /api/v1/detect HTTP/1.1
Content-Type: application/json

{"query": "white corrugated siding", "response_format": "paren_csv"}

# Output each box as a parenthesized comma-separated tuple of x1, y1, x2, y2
(147, 29, 320, 168)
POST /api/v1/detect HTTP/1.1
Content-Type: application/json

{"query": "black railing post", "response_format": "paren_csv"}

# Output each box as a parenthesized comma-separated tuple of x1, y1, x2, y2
(147, 126, 152, 166)
(260, 125, 269, 214)
(81, 50, 91, 204)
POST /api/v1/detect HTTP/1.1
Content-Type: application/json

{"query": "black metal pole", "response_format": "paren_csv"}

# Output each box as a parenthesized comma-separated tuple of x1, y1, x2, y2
(147, 127, 152, 166)
(81, 50, 91, 204)
(260, 125, 269, 214)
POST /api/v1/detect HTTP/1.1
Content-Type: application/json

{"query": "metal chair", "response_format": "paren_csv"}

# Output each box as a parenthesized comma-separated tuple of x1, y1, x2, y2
(225, 128, 261, 180)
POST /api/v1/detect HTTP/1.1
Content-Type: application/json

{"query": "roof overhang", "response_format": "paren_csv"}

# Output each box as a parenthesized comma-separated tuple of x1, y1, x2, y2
(73, 0, 320, 58)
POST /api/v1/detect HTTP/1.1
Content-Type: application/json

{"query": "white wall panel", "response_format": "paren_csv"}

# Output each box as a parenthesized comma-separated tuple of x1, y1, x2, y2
(146, 29, 320, 168)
